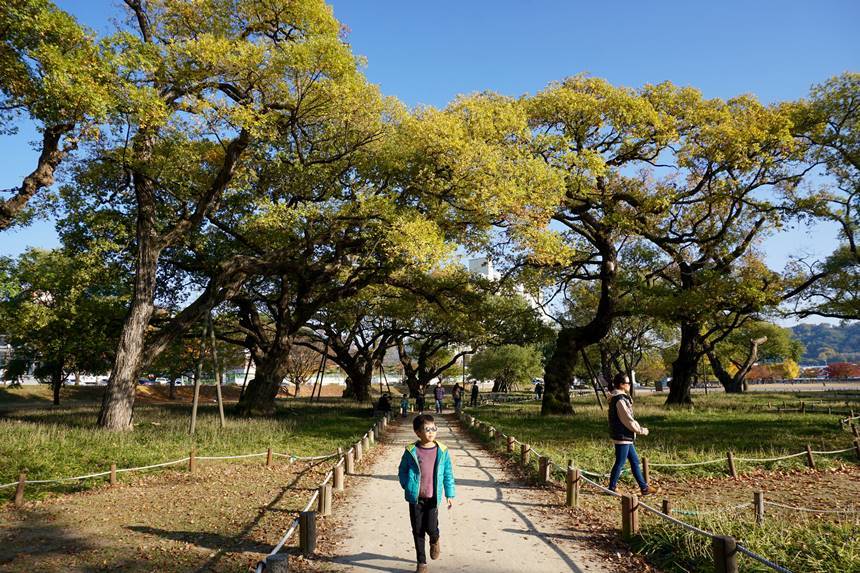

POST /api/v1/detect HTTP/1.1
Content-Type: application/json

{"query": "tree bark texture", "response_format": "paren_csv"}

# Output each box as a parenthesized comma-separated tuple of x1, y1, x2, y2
(666, 321, 699, 405)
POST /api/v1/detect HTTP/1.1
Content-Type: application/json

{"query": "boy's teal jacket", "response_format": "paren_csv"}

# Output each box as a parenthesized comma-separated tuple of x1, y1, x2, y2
(398, 441, 456, 503)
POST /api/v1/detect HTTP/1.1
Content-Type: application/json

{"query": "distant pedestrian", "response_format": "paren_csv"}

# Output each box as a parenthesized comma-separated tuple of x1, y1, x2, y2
(469, 382, 479, 407)
(401, 394, 410, 417)
(434, 384, 445, 413)
(416, 389, 426, 413)
(452, 383, 462, 412)
(608, 373, 658, 496)
(398, 414, 456, 572)
(534, 381, 543, 400)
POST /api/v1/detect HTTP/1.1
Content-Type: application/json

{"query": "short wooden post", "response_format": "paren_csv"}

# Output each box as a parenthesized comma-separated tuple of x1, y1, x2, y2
(621, 494, 639, 540)
(382, 416, 388, 429)
(566, 467, 580, 508)
(14, 472, 26, 506)
(520, 443, 531, 466)
(334, 464, 345, 491)
(726, 451, 737, 479)
(109, 463, 117, 487)
(361, 435, 369, 453)
(369, 429, 375, 446)
(299, 511, 316, 555)
(828, 406, 832, 415)
(355, 441, 363, 463)
(712, 535, 739, 573)
(507, 436, 515, 453)
(337, 446, 344, 458)
(662, 498, 671, 515)
(538, 456, 550, 482)
(754, 490, 764, 525)
(805, 444, 816, 469)
(189, 448, 197, 474)
(266, 554, 290, 573)
(642, 456, 650, 485)
(345, 449, 355, 475)
(489, 426, 496, 439)
(266, 447, 273, 467)
(318, 484, 332, 517)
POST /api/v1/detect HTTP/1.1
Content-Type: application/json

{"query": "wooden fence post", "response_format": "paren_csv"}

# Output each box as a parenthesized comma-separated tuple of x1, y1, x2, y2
(853, 439, 860, 461)
(507, 436, 515, 453)
(266, 554, 290, 573)
(318, 484, 332, 517)
(805, 444, 816, 469)
(369, 429, 375, 446)
(355, 441, 363, 463)
(266, 447, 273, 467)
(189, 448, 197, 474)
(299, 511, 316, 555)
(538, 456, 550, 482)
(361, 435, 369, 453)
(489, 427, 496, 439)
(754, 490, 764, 525)
(520, 443, 531, 466)
(621, 494, 639, 541)
(726, 451, 737, 479)
(712, 535, 739, 573)
(14, 472, 26, 506)
(566, 466, 580, 508)
(110, 463, 117, 486)
(334, 462, 345, 491)
(345, 449, 355, 475)
(642, 456, 650, 485)
(662, 498, 671, 515)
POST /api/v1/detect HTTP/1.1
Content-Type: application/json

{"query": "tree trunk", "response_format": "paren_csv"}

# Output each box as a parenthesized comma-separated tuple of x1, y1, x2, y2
(707, 350, 742, 393)
(341, 366, 373, 402)
(236, 344, 291, 416)
(666, 321, 699, 405)
(98, 232, 160, 429)
(51, 368, 63, 406)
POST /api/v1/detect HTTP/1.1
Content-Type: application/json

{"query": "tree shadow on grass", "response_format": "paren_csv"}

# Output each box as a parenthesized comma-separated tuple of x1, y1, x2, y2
(0, 507, 97, 565)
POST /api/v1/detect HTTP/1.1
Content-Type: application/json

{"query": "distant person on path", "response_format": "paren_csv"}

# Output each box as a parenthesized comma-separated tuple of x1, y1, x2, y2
(534, 381, 543, 400)
(377, 393, 392, 415)
(434, 384, 445, 413)
(608, 373, 657, 495)
(398, 414, 456, 573)
(416, 388, 426, 413)
(401, 394, 410, 417)
(470, 382, 479, 406)
(452, 383, 462, 412)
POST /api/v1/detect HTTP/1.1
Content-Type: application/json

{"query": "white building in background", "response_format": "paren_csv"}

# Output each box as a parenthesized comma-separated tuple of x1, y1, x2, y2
(467, 256, 544, 313)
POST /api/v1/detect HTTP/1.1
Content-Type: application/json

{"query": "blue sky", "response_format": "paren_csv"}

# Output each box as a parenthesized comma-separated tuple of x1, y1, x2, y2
(1, 1, 857, 322)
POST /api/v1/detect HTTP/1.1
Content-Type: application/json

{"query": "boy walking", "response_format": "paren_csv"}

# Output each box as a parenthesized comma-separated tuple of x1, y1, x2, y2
(398, 414, 456, 572)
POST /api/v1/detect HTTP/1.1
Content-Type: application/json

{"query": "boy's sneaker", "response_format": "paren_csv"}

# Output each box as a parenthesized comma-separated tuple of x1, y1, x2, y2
(640, 485, 661, 496)
(430, 538, 441, 560)
(416, 564, 428, 573)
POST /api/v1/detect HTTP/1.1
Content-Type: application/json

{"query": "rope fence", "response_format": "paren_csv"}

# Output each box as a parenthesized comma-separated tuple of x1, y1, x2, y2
(461, 411, 860, 573)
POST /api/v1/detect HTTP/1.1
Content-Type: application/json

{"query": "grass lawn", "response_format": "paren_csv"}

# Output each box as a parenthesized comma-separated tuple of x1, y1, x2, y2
(0, 385, 377, 498)
(466, 390, 860, 573)
(466, 390, 859, 478)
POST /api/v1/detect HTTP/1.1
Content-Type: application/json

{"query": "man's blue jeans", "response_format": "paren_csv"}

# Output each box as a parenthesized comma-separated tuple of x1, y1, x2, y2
(435, 399, 443, 413)
(609, 443, 647, 491)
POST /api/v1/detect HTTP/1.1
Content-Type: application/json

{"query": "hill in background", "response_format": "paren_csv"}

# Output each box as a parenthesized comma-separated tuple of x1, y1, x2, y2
(791, 322, 860, 364)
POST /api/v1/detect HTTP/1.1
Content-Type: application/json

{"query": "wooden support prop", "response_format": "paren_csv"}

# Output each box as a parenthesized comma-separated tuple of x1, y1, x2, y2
(266, 554, 290, 573)
(662, 499, 671, 515)
(110, 463, 117, 486)
(299, 511, 316, 555)
(318, 484, 332, 517)
(266, 447, 273, 467)
(621, 494, 639, 541)
(334, 464, 344, 491)
(853, 439, 860, 461)
(712, 535, 739, 573)
(726, 451, 737, 479)
(345, 449, 355, 475)
(14, 472, 26, 506)
(754, 490, 764, 525)
(507, 436, 515, 453)
(805, 444, 816, 469)
(538, 456, 550, 483)
(355, 441, 363, 463)
(642, 457, 650, 485)
(189, 448, 197, 474)
(520, 443, 531, 466)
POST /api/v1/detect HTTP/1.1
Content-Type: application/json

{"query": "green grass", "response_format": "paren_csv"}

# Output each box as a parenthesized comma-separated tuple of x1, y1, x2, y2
(467, 391, 859, 479)
(635, 510, 859, 573)
(0, 394, 377, 497)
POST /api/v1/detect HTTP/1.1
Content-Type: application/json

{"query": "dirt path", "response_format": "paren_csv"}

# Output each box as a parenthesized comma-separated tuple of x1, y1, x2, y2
(316, 414, 624, 573)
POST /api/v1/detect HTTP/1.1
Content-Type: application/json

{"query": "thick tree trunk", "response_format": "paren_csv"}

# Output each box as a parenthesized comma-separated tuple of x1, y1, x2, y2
(341, 366, 373, 402)
(236, 334, 292, 416)
(707, 350, 742, 393)
(666, 321, 699, 405)
(98, 232, 160, 429)
(51, 368, 63, 406)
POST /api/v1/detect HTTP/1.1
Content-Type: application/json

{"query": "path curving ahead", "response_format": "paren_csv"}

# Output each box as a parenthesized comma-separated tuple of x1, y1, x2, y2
(322, 413, 615, 573)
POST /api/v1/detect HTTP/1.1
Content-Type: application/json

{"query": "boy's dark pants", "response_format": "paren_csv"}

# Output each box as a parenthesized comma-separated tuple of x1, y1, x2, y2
(408, 497, 439, 564)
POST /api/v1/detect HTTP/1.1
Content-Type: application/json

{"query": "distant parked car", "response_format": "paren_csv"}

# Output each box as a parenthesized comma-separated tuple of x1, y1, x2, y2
(155, 377, 169, 385)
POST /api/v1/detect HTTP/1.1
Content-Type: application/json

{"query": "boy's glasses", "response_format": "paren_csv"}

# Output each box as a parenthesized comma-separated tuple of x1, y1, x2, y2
(423, 426, 438, 432)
